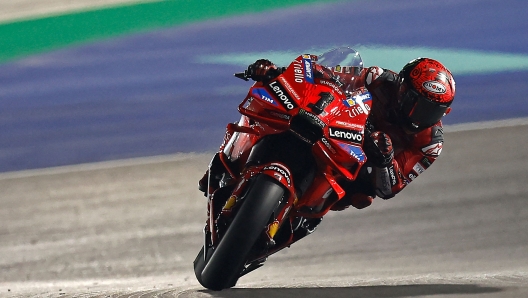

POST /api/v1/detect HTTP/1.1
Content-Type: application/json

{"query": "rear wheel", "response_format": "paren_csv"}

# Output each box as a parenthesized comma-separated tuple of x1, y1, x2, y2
(197, 174, 285, 290)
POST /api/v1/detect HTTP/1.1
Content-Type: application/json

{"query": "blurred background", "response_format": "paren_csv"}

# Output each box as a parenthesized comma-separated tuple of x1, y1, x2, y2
(1, 0, 527, 173)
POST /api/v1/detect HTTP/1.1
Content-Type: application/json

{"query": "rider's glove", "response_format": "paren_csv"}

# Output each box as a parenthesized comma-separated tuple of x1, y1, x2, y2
(246, 59, 279, 82)
(365, 131, 394, 168)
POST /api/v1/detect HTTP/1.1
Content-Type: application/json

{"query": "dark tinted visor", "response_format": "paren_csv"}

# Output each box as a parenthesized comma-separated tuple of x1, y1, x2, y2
(401, 89, 449, 128)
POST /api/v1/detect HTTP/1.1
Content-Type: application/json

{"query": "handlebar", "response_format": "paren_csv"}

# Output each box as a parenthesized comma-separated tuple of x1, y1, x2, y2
(234, 71, 249, 81)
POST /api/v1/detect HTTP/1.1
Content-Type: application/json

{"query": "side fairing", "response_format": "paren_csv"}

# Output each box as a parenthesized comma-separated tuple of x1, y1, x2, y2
(317, 87, 372, 177)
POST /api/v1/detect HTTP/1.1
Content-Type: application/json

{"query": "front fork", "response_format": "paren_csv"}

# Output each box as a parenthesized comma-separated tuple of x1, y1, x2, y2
(206, 162, 296, 247)
(203, 158, 351, 270)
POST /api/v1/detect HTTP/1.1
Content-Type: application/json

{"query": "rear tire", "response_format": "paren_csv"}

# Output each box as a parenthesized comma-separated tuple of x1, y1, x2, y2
(198, 174, 285, 290)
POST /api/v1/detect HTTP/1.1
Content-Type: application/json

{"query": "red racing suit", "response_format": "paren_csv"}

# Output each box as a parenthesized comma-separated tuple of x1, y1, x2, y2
(358, 66, 444, 199)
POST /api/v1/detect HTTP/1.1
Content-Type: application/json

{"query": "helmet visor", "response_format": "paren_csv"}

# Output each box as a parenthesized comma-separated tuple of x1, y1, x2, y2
(401, 89, 449, 129)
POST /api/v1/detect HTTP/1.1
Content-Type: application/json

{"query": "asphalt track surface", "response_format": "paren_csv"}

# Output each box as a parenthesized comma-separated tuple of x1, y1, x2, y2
(1, 0, 528, 297)
(1, 124, 528, 297)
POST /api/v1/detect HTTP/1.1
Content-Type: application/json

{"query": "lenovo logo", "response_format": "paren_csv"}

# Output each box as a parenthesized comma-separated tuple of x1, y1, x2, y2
(329, 127, 363, 144)
(269, 81, 298, 110)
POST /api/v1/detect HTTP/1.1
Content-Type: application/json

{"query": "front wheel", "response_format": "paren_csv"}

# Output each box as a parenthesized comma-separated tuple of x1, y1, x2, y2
(197, 174, 285, 290)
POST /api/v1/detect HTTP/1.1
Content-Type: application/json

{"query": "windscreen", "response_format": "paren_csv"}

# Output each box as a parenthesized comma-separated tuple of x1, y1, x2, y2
(317, 47, 364, 93)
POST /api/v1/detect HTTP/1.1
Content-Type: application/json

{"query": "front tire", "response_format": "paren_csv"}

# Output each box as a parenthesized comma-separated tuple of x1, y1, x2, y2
(193, 245, 209, 286)
(198, 174, 285, 290)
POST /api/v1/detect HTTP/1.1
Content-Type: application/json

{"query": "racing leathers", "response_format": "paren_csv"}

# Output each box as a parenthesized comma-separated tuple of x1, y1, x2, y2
(356, 66, 444, 201)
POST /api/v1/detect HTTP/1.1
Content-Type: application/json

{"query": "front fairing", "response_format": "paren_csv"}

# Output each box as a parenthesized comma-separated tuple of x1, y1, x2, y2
(238, 53, 372, 181)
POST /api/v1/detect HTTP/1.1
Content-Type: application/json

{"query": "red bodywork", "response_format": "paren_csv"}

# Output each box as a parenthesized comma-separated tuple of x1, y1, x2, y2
(205, 54, 373, 262)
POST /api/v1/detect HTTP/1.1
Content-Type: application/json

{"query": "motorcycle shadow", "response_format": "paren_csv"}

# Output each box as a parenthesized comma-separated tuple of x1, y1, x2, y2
(198, 283, 503, 298)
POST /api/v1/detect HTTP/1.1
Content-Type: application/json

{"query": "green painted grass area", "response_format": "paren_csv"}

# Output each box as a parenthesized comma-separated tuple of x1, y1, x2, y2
(0, 0, 345, 63)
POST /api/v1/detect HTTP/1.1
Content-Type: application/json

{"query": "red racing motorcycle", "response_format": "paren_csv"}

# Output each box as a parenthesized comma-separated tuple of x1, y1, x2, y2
(194, 47, 373, 290)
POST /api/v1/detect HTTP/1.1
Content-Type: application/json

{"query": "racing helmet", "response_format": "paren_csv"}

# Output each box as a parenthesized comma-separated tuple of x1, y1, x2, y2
(398, 58, 456, 133)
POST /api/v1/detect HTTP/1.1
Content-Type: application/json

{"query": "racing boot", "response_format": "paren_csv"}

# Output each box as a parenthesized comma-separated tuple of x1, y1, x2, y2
(350, 192, 373, 209)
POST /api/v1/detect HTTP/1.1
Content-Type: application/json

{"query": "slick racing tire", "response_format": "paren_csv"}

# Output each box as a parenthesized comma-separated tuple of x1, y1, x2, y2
(193, 245, 210, 286)
(199, 174, 285, 291)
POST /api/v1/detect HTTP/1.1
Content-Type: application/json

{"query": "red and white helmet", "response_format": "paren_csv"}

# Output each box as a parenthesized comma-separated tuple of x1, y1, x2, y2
(398, 58, 456, 133)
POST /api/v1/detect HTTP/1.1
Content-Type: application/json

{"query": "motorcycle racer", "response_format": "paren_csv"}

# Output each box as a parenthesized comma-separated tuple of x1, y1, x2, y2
(199, 49, 456, 211)
(330, 56, 456, 209)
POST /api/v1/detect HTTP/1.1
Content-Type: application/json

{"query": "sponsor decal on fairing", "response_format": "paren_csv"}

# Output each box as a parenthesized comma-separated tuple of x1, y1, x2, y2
(329, 127, 363, 144)
(252, 87, 278, 106)
(343, 106, 367, 118)
(279, 76, 301, 100)
(321, 137, 336, 154)
(299, 108, 325, 128)
(268, 80, 298, 111)
(263, 164, 292, 186)
(293, 60, 304, 84)
(267, 110, 291, 120)
(336, 142, 366, 163)
(302, 55, 314, 84)
(319, 79, 343, 96)
(353, 92, 372, 115)
(334, 120, 364, 131)
(343, 91, 372, 118)
(344, 92, 371, 108)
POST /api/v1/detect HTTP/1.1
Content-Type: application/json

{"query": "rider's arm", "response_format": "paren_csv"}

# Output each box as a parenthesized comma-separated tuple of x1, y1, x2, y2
(246, 59, 285, 82)
(248, 58, 336, 83)
(373, 124, 444, 199)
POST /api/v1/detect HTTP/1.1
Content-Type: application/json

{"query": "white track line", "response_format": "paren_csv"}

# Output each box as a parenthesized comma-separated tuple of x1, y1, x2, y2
(0, 152, 211, 180)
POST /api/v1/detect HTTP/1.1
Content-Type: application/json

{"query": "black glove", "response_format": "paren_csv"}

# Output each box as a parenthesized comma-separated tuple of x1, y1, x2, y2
(246, 59, 279, 82)
(364, 131, 394, 168)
